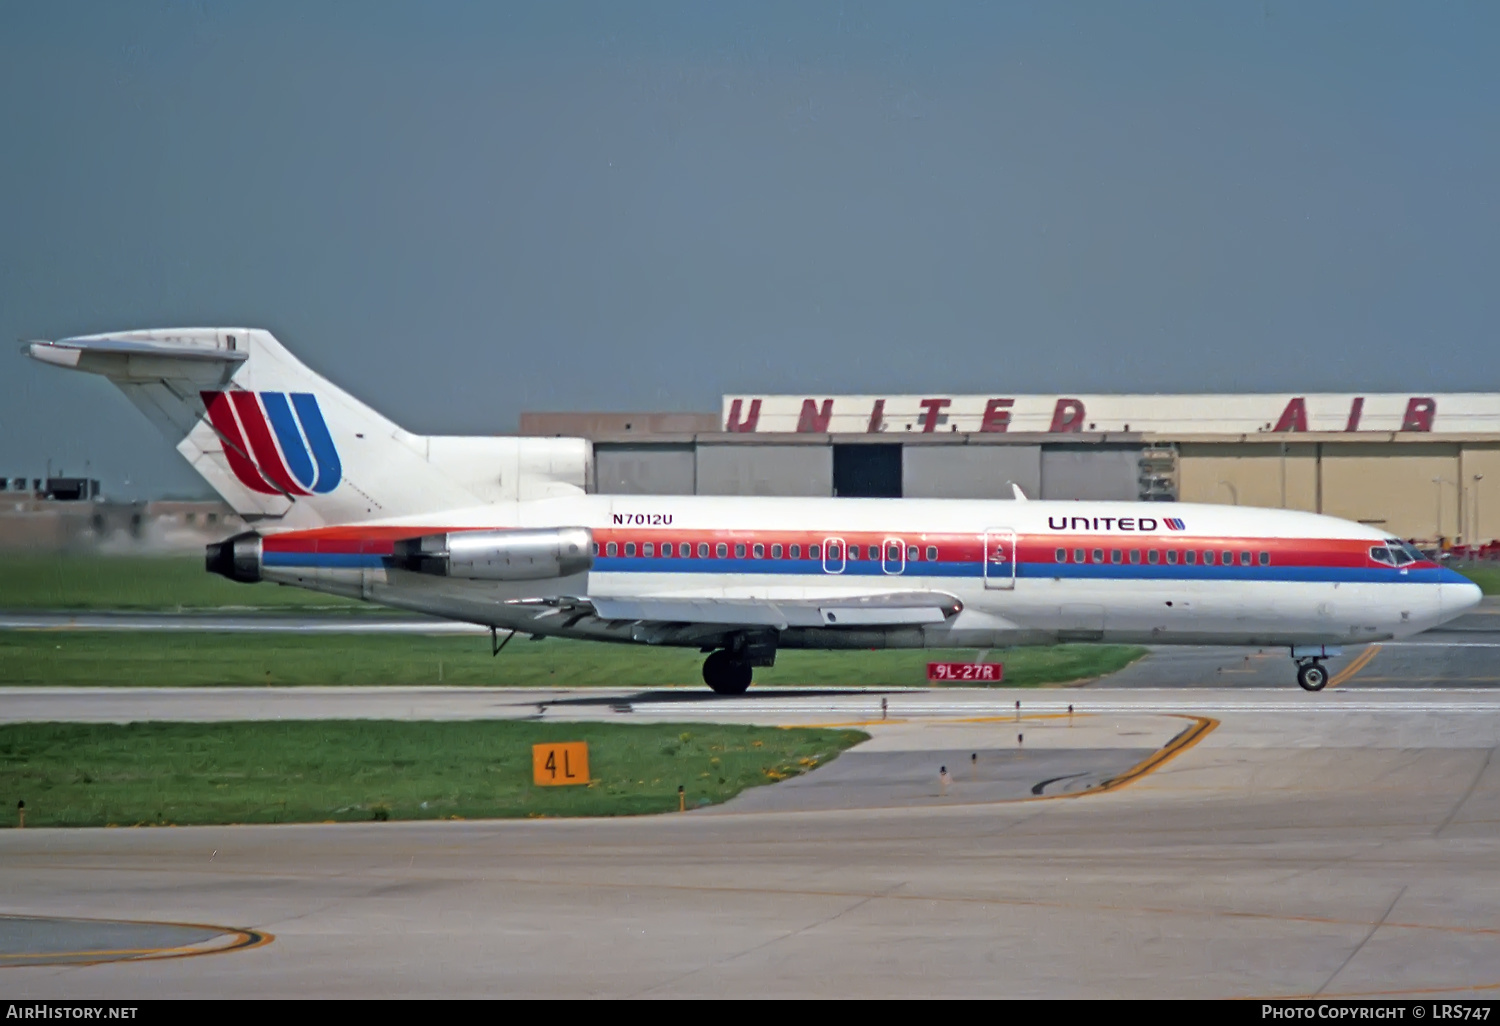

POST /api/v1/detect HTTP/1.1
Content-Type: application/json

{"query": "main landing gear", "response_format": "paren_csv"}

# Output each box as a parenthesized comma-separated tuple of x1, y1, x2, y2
(1295, 660, 1329, 692)
(702, 650, 753, 695)
(701, 631, 777, 695)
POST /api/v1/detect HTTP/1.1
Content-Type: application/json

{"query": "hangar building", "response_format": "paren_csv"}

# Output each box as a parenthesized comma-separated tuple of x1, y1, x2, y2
(522, 392, 1500, 546)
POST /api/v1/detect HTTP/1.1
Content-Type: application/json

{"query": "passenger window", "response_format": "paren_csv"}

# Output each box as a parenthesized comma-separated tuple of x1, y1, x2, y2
(907, 546, 919, 561)
(1147, 550, 1160, 564)
(1203, 551, 1215, 565)
(698, 542, 709, 558)
(592, 542, 600, 556)
(926, 546, 937, 561)
(1093, 548, 1104, 563)
(1074, 548, 1085, 563)
(625, 542, 636, 557)
(1258, 551, 1270, 566)
(643, 543, 654, 557)
(848, 545, 860, 560)
(772, 544, 783, 558)
(1239, 551, 1251, 566)
(1165, 550, 1178, 565)
(1129, 550, 1142, 564)
(810, 544, 820, 559)
(662, 543, 674, 558)
(1184, 550, 1196, 565)
(753, 543, 764, 558)
(1111, 549, 1123, 564)
(791, 544, 801, 559)
(1055, 548, 1067, 563)
(715, 543, 727, 558)
(888, 543, 902, 561)
(735, 543, 746, 558)
(1222, 551, 1233, 566)
(606, 541, 617, 557)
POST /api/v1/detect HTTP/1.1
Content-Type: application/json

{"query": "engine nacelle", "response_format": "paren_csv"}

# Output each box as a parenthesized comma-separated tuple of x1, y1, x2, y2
(392, 527, 593, 582)
(205, 531, 263, 583)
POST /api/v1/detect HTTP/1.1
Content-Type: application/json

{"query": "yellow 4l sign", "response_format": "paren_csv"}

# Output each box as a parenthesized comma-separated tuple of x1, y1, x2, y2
(532, 742, 589, 786)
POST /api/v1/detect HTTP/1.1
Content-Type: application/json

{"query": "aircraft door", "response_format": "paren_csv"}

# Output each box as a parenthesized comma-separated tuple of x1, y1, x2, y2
(822, 537, 845, 574)
(982, 529, 1017, 590)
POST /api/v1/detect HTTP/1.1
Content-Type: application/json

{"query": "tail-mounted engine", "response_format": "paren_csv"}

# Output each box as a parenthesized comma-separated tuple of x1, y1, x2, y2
(392, 527, 593, 582)
(205, 531, 263, 583)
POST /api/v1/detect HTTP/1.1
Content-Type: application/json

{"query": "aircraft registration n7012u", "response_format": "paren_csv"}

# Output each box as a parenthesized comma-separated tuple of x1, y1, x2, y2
(28, 328, 1482, 693)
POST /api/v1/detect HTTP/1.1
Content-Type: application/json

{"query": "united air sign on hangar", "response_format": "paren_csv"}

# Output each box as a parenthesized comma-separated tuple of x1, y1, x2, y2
(720, 394, 1497, 436)
(699, 393, 1500, 543)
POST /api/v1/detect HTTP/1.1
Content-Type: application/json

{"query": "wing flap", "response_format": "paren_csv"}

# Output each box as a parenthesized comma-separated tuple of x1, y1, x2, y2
(588, 590, 962, 629)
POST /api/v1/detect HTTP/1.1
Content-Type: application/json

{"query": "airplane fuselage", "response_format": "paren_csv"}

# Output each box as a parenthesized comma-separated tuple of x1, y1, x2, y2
(254, 494, 1479, 653)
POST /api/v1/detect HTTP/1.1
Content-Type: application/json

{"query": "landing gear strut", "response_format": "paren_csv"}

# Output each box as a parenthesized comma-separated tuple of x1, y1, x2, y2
(1296, 660, 1328, 692)
(702, 649, 753, 695)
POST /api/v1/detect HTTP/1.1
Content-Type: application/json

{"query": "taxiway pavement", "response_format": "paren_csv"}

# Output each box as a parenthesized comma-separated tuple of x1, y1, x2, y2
(1, 685, 1497, 998)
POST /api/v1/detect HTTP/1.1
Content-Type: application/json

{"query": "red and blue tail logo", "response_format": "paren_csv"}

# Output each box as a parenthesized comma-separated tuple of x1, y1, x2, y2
(200, 391, 342, 497)
(1164, 517, 1187, 531)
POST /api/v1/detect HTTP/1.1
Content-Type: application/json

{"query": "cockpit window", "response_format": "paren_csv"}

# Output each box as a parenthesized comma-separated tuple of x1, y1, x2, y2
(1369, 546, 1395, 567)
(1386, 539, 1424, 566)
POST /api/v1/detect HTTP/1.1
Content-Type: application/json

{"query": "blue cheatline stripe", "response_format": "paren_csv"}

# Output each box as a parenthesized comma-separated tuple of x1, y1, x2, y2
(261, 392, 316, 491)
(263, 552, 382, 569)
(261, 551, 1461, 586)
(290, 392, 342, 494)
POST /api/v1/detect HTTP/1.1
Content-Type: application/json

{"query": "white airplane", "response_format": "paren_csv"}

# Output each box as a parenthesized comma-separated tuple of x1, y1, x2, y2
(28, 328, 1482, 693)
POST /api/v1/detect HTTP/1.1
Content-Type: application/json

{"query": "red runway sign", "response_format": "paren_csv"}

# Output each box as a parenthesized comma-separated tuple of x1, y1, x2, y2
(927, 662, 1004, 682)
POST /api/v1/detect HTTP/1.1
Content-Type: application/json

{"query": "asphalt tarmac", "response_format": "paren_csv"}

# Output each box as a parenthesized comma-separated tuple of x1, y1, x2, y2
(1, 686, 1498, 998)
(1, 603, 1496, 998)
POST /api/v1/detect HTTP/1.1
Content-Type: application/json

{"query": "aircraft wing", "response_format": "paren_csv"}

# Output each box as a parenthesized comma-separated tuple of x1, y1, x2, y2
(577, 590, 963, 630)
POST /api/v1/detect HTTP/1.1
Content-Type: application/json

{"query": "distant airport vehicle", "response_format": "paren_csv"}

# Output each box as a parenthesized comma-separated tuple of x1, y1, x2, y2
(27, 329, 1482, 693)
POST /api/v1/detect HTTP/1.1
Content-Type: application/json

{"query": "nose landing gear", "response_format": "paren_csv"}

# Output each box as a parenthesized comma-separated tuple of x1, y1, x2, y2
(1295, 660, 1328, 692)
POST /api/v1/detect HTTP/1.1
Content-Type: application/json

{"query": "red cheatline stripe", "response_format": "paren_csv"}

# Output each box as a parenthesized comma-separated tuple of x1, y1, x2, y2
(230, 392, 307, 496)
(200, 391, 279, 496)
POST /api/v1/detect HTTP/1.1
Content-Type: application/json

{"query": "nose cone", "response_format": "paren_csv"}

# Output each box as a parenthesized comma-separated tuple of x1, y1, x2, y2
(1439, 570, 1483, 619)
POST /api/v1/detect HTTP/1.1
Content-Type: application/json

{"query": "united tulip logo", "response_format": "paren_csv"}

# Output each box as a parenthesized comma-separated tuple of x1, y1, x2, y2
(201, 390, 342, 496)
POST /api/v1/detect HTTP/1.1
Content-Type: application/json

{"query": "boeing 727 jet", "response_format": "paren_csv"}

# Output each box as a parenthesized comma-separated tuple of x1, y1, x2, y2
(27, 329, 1482, 692)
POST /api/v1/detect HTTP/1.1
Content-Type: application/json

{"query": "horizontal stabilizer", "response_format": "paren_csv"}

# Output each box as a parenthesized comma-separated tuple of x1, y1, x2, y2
(27, 337, 248, 369)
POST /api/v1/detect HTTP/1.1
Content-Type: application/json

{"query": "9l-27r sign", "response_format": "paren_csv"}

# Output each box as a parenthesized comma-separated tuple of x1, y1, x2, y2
(928, 662, 1004, 682)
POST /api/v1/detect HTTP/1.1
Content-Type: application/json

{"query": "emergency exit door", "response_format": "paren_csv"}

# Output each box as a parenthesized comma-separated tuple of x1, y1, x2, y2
(982, 529, 1017, 590)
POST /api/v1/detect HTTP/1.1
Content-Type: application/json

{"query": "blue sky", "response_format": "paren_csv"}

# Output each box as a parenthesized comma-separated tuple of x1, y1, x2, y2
(2, 2, 1496, 496)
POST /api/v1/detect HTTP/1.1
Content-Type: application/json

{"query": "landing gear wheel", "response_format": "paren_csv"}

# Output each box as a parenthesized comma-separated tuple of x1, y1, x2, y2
(703, 649, 753, 695)
(1297, 661, 1328, 692)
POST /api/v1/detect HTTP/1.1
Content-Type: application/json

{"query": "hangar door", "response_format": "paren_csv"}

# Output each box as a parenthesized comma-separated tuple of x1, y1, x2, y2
(695, 444, 833, 496)
(1040, 448, 1141, 501)
(903, 445, 1041, 499)
(594, 444, 696, 495)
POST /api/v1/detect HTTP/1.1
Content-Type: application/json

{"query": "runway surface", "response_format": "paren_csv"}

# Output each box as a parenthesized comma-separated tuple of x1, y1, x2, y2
(0, 610, 485, 634)
(2, 684, 1498, 998)
(3, 601, 1496, 690)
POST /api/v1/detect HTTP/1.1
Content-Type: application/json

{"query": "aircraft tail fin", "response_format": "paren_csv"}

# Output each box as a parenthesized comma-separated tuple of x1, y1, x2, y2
(27, 328, 588, 526)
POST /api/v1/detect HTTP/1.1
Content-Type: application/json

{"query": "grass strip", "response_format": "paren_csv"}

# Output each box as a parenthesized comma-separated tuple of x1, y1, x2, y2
(0, 720, 867, 827)
(1457, 566, 1500, 596)
(0, 631, 1144, 687)
(0, 555, 364, 611)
